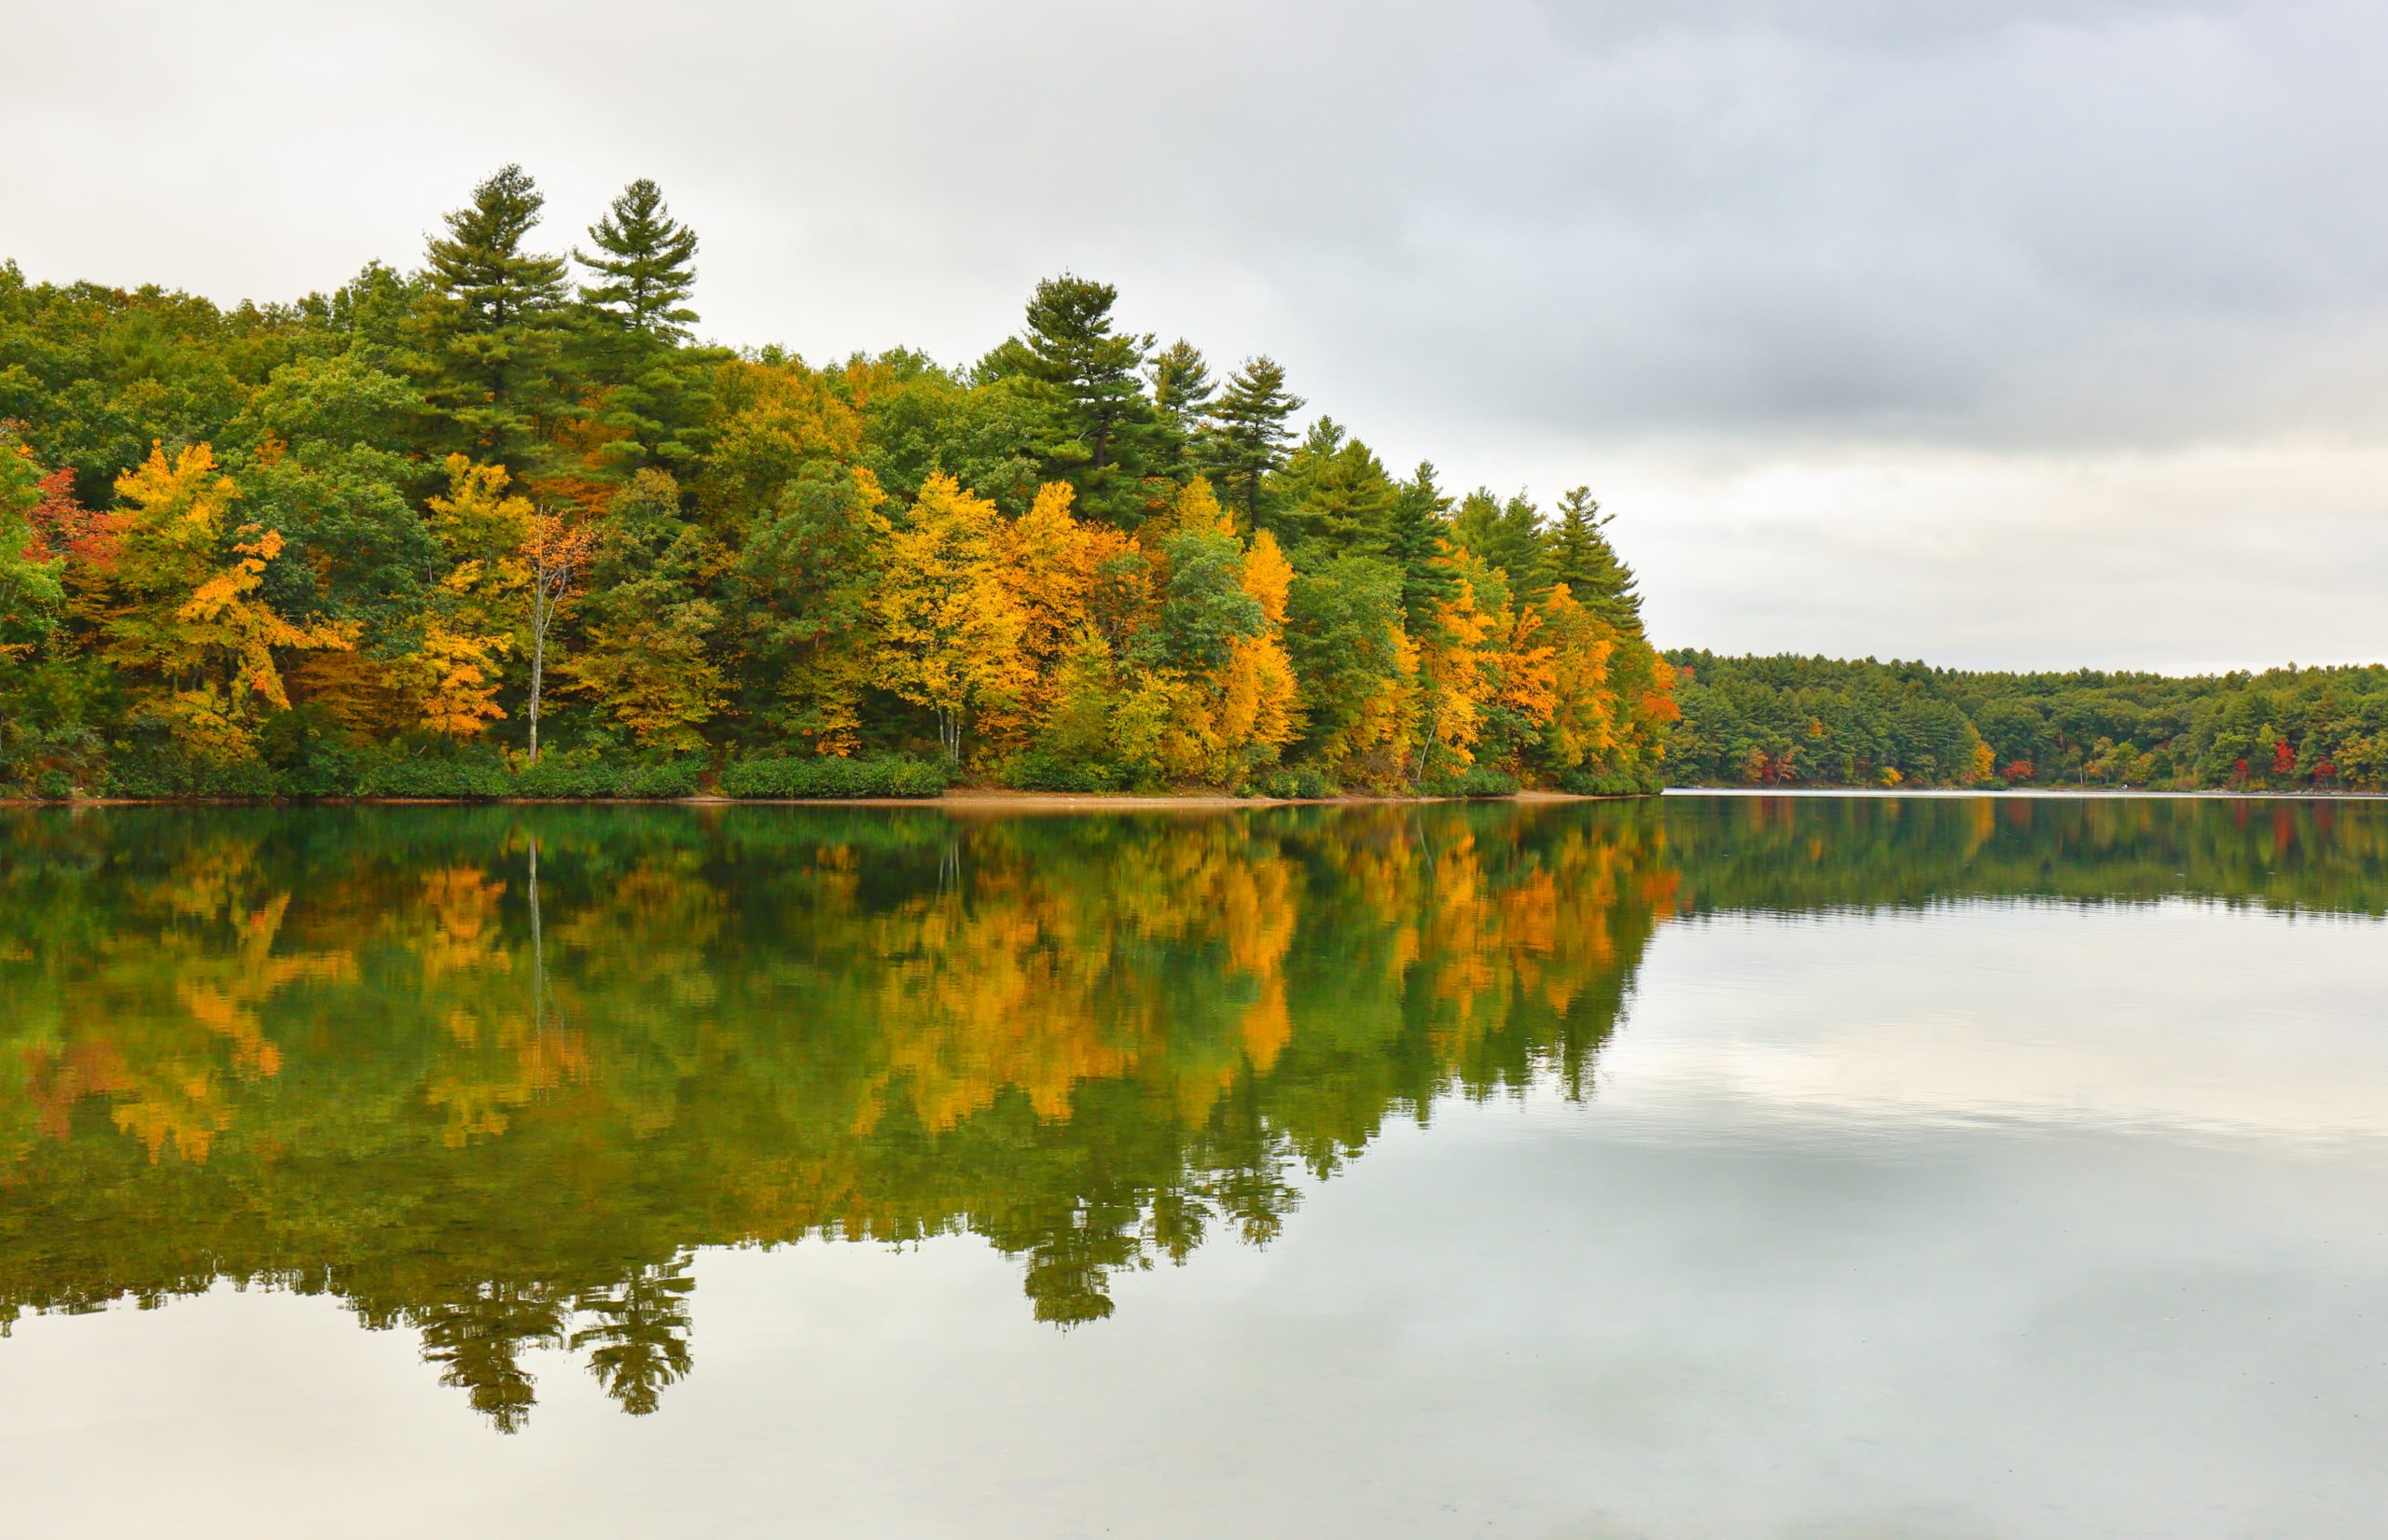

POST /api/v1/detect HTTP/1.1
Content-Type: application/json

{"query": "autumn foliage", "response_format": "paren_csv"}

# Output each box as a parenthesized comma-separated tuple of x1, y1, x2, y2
(0, 166, 1672, 796)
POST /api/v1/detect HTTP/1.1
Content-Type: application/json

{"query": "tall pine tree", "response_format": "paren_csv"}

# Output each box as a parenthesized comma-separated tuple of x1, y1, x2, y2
(577, 178, 700, 340)
(575, 178, 712, 472)
(1547, 485, 1642, 628)
(1016, 273, 1153, 524)
(1452, 488, 1551, 604)
(1201, 355, 1301, 529)
(1147, 339, 1213, 476)
(1384, 460, 1457, 631)
(1270, 417, 1395, 560)
(423, 165, 570, 465)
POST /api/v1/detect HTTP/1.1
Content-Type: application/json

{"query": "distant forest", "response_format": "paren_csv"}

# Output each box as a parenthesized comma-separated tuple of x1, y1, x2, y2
(1666, 652, 2388, 792)
(0, 165, 1675, 800)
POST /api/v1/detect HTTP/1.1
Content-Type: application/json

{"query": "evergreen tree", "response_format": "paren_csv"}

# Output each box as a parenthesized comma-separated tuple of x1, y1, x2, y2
(577, 178, 700, 340)
(1147, 339, 1213, 475)
(1547, 486, 1642, 628)
(1452, 488, 1549, 604)
(1384, 461, 1458, 631)
(575, 178, 714, 473)
(1016, 273, 1154, 524)
(1269, 417, 1395, 560)
(422, 164, 571, 464)
(1201, 355, 1301, 528)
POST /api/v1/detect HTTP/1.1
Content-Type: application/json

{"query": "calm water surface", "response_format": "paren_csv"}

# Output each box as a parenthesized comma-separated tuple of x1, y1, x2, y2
(2, 795, 2383, 1537)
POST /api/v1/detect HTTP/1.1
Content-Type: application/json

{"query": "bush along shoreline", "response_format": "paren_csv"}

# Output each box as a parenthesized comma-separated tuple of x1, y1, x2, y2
(6, 751, 1621, 803)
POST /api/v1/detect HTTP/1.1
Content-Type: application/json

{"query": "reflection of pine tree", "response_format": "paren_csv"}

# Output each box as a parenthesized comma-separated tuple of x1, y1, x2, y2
(1193, 1083, 1300, 1247)
(1021, 1196, 1144, 1325)
(416, 1282, 568, 1435)
(1143, 1183, 1209, 1266)
(570, 1257, 696, 1416)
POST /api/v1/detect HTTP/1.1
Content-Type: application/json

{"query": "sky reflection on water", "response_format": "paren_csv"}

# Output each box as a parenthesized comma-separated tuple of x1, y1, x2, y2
(1, 796, 2382, 1537)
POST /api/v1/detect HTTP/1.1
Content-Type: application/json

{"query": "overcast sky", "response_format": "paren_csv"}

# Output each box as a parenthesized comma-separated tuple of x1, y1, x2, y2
(6, 0, 2381, 671)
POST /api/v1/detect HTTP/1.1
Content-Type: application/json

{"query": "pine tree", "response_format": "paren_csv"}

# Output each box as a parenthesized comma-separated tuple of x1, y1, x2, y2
(1201, 355, 1302, 529)
(577, 178, 700, 340)
(1547, 485, 1642, 629)
(1016, 273, 1154, 524)
(1452, 488, 1550, 604)
(423, 165, 571, 464)
(1147, 339, 1213, 475)
(1384, 461, 1458, 631)
(1269, 417, 1395, 560)
(574, 178, 713, 473)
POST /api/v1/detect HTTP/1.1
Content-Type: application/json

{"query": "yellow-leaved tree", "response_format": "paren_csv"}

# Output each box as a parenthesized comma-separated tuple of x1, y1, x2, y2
(985, 480, 1128, 753)
(413, 455, 529, 739)
(1532, 583, 1618, 775)
(95, 444, 350, 760)
(873, 473, 1033, 762)
(1201, 526, 1301, 779)
(1412, 544, 1506, 779)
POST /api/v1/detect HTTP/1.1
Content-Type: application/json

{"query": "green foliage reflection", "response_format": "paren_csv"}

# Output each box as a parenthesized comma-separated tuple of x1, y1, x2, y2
(1, 797, 2378, 1430)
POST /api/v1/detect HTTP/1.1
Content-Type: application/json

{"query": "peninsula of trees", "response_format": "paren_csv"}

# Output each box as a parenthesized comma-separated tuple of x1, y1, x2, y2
(0, 166, 1675, 800)
(1667, 653, 2388, 792)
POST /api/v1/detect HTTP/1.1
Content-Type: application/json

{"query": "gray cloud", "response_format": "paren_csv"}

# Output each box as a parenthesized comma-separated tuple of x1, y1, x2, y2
(3, 0, 2381, 667)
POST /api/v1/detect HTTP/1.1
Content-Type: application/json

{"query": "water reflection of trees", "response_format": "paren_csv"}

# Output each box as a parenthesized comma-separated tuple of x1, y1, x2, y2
(0, 803, 1672, 1427)
(0, 796, 2377, 1431)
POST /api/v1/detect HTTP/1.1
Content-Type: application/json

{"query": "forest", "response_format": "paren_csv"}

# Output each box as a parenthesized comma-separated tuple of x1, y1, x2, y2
(1666, 652, 2388, 792)
(0, 166, 1675, 800)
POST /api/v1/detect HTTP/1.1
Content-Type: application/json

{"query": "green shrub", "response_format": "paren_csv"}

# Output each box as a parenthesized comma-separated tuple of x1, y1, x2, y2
(1243, 766, 1339, 800)
(1553, 768, 1659, 797)
(719, 754, 951, 798)
(511, 755, 705, 799)
(624, 759, 703, 798)
(104, 752, 282, 799)
(257, 709, 360, 798)
(1422, 765, 1520, 798)
(996, 749, 1124, 793)
(35, 769, 75, 800)
(356, 756, 513, 799)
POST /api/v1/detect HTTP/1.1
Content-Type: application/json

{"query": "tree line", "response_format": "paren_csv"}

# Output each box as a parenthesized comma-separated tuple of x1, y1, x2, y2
(0, 165, 1676, 798)
(1666, 651, 2388, 792)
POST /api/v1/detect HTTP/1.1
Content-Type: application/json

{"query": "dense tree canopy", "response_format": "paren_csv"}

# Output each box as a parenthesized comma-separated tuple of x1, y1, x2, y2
(1667, 652, 2388, 792)
(0, 166, 1674, 798)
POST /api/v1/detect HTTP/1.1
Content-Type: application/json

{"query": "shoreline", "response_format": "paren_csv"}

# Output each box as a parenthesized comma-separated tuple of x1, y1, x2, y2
(0, 788, 1630, 812)
(4, 785, 2380, 810)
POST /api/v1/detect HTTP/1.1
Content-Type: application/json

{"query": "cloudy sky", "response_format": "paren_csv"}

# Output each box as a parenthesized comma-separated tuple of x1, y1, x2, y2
(7, 0, 2381, 671)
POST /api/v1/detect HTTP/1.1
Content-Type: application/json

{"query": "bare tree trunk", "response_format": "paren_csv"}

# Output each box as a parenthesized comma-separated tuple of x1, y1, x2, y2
(523, 512, 584, 768)
(528, 617, 546, 766)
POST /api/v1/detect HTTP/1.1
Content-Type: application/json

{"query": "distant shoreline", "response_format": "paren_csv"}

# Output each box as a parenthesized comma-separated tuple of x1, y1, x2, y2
(1659, 785, 2388, 800)
(7, 786, 2381, 810)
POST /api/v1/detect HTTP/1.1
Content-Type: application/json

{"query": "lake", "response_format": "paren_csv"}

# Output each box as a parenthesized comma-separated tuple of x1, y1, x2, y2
(2, 794, 2382, 1537)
